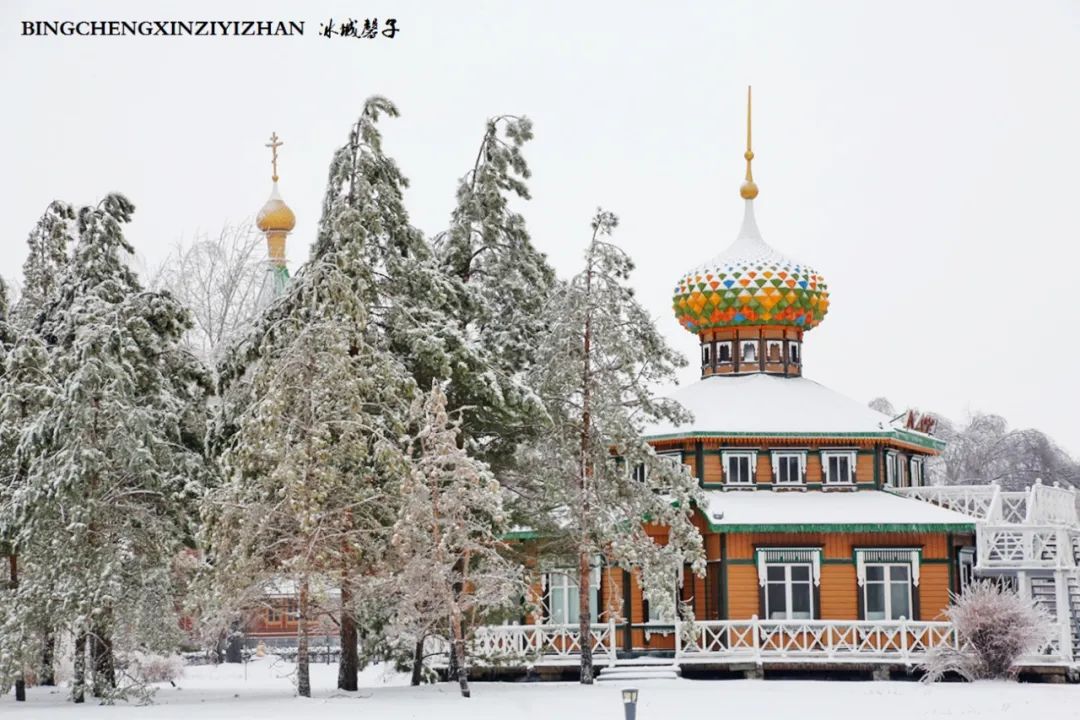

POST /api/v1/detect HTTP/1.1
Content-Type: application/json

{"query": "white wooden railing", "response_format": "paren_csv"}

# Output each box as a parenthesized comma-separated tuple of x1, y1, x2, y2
(978, 525, 1078, 569)
(440, 617, 1074, 668)
(468, 621, 618, 666)
(678, 617, 959, 665)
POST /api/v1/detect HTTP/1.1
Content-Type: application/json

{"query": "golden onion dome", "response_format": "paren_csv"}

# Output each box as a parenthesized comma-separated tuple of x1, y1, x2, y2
(256, 183, 296, 233)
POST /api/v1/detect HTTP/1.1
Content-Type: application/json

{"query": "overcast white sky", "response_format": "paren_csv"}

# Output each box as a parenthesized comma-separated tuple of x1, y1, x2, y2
(2, 0, 1078, 456)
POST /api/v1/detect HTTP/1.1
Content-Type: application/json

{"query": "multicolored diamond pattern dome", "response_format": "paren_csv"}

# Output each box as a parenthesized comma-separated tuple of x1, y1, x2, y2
(673, 200, 829, 333)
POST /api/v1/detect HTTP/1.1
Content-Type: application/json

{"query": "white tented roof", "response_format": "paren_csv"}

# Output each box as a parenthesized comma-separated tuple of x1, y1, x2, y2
(645, 374, 901, 438)
(702, 489, 976, 532)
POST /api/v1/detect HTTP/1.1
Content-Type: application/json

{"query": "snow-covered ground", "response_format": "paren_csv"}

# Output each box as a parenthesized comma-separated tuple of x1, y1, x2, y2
(1, 657, 1075, 719)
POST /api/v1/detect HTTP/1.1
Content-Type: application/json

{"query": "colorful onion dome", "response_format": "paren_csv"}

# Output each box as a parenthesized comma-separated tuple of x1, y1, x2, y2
(256, 182, 296, 233)
(672, 86, 829, 335)
(672, 200, 829, 333)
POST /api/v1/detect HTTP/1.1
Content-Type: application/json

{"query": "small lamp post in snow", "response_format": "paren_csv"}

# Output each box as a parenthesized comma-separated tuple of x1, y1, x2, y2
(622, 688, 639, 720)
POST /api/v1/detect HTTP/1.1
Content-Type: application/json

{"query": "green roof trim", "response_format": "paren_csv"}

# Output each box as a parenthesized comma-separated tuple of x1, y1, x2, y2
(706, 521, 975, 533)
(644, 429, 945, 452)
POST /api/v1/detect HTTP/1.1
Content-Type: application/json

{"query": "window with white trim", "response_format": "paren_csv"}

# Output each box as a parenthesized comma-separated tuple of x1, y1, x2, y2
(722, 451, 757, 486)
(910, 458, 924, 487)
(885, 452, 894, 486)
(821, 450, 856, 485)
(701, 344, 711, 366)
(958, 548, 975, 592)
(771, 451, 807, 486)
(545, 567, 599, 625)
(717, 342, 733, 364)
(855, 549, 919, 620)
(897, 454, 909, 487)
(766, 340, 783, 363)
(741, 340, 758, 363)
(757, 548, 821, 620)
(788, 341, 801, 365)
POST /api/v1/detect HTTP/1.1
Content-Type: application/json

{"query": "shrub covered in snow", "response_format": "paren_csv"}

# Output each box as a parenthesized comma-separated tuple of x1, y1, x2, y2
(126, 653, 185, 685)
(921, 580, 1054, 681)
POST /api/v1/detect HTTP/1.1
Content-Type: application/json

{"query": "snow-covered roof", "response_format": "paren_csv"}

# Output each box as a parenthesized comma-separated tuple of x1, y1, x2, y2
(644, 374, 943, 451)
(702, 489, 976, 532)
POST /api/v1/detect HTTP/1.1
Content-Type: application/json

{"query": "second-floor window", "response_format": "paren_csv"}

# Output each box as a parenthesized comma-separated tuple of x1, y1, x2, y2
(772, 452, 806, 485)
(723, 451, 757, 486)
(822, 451, 856, 485)
(717, 342, 733, 363)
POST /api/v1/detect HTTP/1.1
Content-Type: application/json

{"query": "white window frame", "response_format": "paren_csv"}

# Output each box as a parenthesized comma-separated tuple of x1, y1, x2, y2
(884, 451, 897, 487)
(788, 340, 801, 365)
(756, 548, 821, 620)
(765, 339, 784, 364)
(722, 450, 758, 487)
(821, 450, 857, 485)
(910, 457, 923, 487)
(716, 341, 733, 364)
(862, 563, 913, 621)
(771, 451, 807, 486)
(701, 343, 711, 366)
(740, 340, 758, 364)
(855, 549, 920, 621)
(544, 565, 600, 626)
(958, 547, 975, 592)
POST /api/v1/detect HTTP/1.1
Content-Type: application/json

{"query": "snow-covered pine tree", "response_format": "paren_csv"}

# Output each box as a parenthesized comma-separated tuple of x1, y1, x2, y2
(0, 277, 57, 697)
(390, 382, 523, 697)
(204, 251, 413, 698)
(431, 114, 556, 471)
(10, 201, 75, 330)
(211, 97, 437, 690)
(1, 194, 212, 702)
(518, 209, 705, 684)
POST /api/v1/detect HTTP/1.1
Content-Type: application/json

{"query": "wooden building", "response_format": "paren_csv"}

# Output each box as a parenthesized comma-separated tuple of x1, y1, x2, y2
(492, 88, 980, 675)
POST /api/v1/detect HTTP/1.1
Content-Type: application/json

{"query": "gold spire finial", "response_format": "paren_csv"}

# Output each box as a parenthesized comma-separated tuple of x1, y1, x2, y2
(740, 86, 759, 200)
(266, 132, 283, 182)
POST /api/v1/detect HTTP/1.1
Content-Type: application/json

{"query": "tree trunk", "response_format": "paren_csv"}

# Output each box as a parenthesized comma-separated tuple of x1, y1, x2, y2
(91, 628, 116, 698)
(40, 632, 56, 686)
(297, 577, 311, 698)
(449, 607, 470, 698)
(411, 637, 425, 686)
(8, 555, 25, 702)
(577, 236, 595, 685)
(578, 549, 594, 684)
(73, 633, 86, 704)
(337, 573, 358, 690)
(225, 617, 243, 663)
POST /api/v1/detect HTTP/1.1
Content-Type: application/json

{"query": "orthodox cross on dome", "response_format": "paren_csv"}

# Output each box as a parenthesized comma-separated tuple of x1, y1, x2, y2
(265, 131, 283, 182)
(741, 86, 758, 199)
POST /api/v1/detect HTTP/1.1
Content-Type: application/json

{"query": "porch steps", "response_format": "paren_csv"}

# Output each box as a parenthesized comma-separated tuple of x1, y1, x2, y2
(597, 663, 681, 682)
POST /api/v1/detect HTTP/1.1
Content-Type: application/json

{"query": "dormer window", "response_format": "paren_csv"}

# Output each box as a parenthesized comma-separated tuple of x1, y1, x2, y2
(788, 341, 801, 365)
(772, 451, 807, 486)
(821, 450, 856, 485)
(717, 342, 732, 363)
(911, 458, 924, 487)
(722, 451, 757, 487)
(741, 341, 758, 363)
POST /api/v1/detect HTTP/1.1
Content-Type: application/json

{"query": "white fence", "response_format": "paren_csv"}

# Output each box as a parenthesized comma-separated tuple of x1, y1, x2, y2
(449, 618, 975, 667)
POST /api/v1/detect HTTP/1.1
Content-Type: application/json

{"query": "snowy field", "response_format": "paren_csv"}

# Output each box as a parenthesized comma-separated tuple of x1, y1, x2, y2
(1, 657, 1076, 720)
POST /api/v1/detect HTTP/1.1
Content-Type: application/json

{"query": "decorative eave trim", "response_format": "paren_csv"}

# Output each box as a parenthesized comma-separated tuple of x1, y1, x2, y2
(706, 521, 975, 533)
(645, 430, 945, 453)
